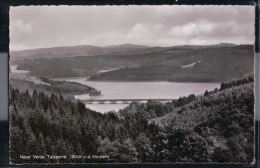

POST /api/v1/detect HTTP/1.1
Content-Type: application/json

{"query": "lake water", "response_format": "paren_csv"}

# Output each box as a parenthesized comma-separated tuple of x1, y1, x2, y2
(60, 77, 220, 113)
(11, 65, 220, 113)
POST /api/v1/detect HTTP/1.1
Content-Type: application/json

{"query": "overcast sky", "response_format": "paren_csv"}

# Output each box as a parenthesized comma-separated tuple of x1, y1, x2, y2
(10, 5, 254, 51)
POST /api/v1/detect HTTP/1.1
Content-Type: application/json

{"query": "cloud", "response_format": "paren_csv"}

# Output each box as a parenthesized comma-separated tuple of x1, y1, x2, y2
(10, 5, 254, 50)
(12, 20, 32, 33)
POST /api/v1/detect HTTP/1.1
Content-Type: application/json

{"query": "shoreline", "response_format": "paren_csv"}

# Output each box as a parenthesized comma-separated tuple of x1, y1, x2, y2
(53, 76, 222, 84)
(85, 78, 222, 84)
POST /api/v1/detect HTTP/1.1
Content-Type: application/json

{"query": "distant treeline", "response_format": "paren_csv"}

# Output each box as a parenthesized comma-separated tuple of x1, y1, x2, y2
(9, 76, 254, 163)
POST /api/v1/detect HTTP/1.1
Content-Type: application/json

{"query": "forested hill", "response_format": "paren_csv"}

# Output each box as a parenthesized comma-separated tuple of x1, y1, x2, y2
(10, 43, 234, 63)
(10, 76, 254, 163)
(10, 78, 101, 99)
(10, 44, 150, 63)
(15, 44, 253, 82)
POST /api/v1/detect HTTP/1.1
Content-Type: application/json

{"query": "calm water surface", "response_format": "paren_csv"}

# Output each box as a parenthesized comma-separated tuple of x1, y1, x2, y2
(61, 77, 220, 113)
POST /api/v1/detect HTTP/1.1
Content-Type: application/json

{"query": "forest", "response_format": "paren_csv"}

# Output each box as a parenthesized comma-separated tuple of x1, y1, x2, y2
(10, 78, 101, 99)
(9, 76, 254, 163)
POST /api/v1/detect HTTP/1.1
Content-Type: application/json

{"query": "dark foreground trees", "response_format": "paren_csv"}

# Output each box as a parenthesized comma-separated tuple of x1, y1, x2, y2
(9, 76, 254, 163)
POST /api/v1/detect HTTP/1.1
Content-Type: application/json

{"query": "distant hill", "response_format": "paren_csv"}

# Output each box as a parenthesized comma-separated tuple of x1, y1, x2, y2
(13, 44, 254, 82)
(10, 43, 236, 63)
(90, 44, 254, 82)
(104, 43, 148, 49)
(10, 44, 153, 64)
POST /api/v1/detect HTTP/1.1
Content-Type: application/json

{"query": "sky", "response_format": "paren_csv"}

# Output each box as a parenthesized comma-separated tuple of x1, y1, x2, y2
(10, 5, 255, 51)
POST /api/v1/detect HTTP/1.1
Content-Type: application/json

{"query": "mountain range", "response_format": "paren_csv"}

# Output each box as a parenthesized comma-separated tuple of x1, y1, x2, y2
(11, 43, 254, 82)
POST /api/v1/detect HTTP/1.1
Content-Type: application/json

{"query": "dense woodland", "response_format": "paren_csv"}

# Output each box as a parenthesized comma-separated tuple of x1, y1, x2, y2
(9, 76, 254, 163)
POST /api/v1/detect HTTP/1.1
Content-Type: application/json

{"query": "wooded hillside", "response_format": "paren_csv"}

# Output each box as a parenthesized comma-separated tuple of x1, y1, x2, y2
(15, 45, 253, 82)
(9, 76, 254, 163)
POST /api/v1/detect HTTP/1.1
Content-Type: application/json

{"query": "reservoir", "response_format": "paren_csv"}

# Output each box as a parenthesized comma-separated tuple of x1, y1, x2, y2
(61, 77, 220, 113)
(10, 65, 220, 114)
